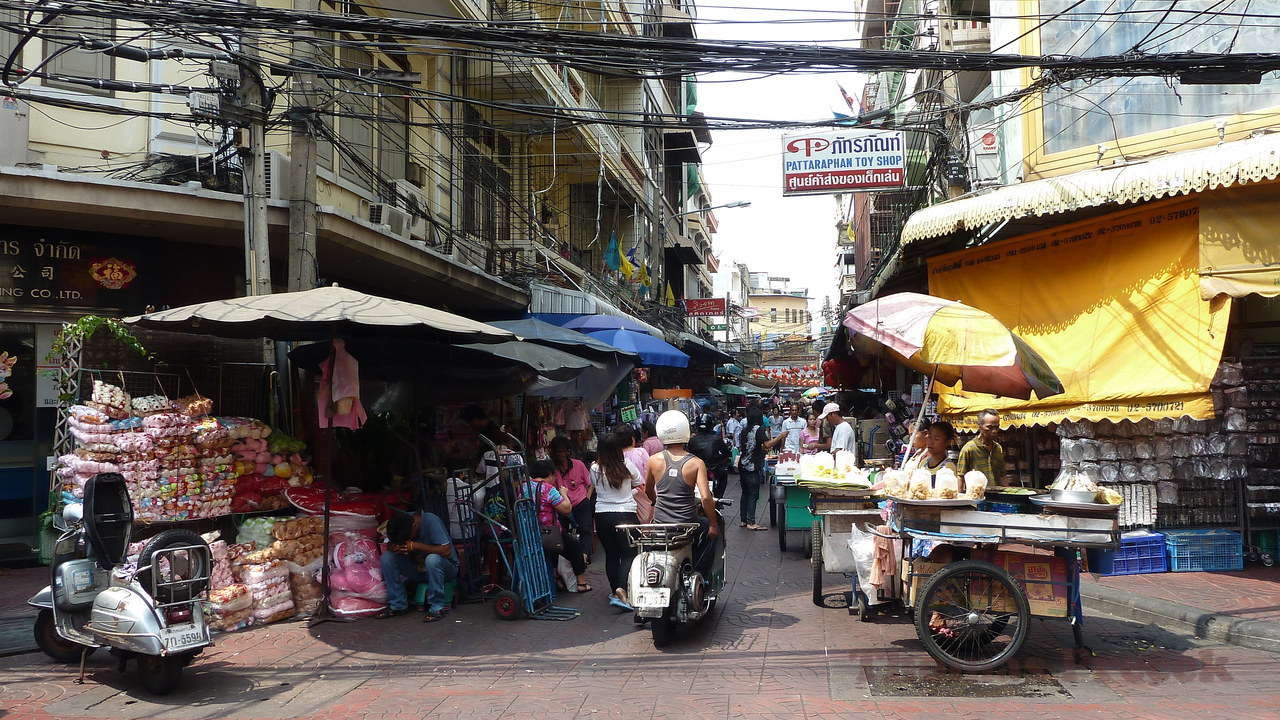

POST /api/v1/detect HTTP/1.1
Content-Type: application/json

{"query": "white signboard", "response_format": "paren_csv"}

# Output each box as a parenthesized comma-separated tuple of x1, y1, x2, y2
(782, 129, 906, 196)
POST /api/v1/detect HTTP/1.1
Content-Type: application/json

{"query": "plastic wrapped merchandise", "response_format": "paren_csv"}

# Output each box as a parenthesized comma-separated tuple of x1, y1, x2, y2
(237, 516, 281, 549)
(1172, 417, 1192, 434)
(1172, 460, 1195, 481)
(1120, 463, 1142, 483)
(1114, 421, 1135, 439)
(1206, 434, 1228, 456)
(1230, 459, 1249, 480)
(327, 531, 387, 618)
(1134, 418, 1155, 436)
(1223, 408, 1248, 433)
(208, 584, 253, 633)
(1225, 387, 1250, 409)
(240, 560, 295, 624)
(1077, 421, 1097, 439)
(933, 468, 960, 499)
(1191, 436, 1208, 457)
(1115, 441, 1134, 461)
(1080, 440, 1100, 462)
(1192, 458, 1212, 478)
(1140, 463, 1160, 483)
(285, 558, 324, 617)
(908, 469, 933, 500)
(1100, 464, 1121, 484)
(1099, 441, 1119, 461)
(1227, 435, 1249, 457)
(1060, 438, 1084, 464)
(1057, 421, 1079, 439)
(1154, 438, 1173, 459)
(1154, 462, 1174, 481)
(1154, 417, 1175, 435)
(1133, 441, 1154, 460)
(963, 471, 988, 500)
(1213, 361, 1244, 387)
(1094, 419, 1114, 438)
(1157, 481, 1180, 504)
(1080, 463, 1102, 485)
(1209, 459, 1230, 480)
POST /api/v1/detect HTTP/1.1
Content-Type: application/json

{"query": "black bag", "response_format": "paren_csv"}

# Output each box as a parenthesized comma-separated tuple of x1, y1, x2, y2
(535, 482, 564, 553)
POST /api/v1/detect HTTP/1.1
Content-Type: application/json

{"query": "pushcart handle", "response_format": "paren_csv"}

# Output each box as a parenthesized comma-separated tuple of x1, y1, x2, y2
(860, 522, 898, 540)
(478, 431, 525, 455)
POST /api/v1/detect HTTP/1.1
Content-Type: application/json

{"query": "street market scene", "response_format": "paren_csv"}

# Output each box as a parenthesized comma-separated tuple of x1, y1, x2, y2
(4, 1, 1280, 719)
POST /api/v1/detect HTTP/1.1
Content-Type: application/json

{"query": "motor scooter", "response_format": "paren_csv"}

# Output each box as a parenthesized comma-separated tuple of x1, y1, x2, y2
(622, 498, 732, 648)
(28, 473, 212, 695)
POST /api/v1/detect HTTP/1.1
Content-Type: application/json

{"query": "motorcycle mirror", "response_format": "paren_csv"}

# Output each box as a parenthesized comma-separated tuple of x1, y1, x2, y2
(60, 502, 83, 530)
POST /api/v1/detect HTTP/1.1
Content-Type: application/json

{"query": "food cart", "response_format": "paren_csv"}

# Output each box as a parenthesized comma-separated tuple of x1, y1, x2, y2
(890, 495, 1120, 671)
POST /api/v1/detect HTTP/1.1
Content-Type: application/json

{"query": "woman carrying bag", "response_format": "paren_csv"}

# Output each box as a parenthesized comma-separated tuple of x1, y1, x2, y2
(526, 460, 591, 593)
(591, 433, 643, 610)
(737, 406, 788, 531)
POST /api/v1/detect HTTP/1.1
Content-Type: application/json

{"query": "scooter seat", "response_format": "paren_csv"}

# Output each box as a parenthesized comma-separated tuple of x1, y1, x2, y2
(83, 473, 134, 570)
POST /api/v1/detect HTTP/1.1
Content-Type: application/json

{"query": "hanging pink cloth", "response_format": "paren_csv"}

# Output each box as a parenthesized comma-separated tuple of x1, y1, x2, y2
(318, 339, 367, 429)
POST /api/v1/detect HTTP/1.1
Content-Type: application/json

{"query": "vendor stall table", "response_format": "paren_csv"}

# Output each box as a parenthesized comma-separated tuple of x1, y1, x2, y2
(890, 498, 1120, 671)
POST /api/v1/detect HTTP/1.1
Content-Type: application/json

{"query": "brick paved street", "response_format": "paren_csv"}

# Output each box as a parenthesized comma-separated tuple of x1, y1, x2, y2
(4, 505, 1280, 720)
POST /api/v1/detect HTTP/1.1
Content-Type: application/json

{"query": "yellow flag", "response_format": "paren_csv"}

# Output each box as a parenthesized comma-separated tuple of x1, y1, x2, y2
(620, 251, 636, 281)
(664, 282, 675, 307)
(637, 261, 651, 287)
(845, 221, 856, 244)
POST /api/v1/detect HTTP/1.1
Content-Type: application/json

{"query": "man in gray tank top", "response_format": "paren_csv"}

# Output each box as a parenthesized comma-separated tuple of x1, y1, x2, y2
(644, 411, 719, 576)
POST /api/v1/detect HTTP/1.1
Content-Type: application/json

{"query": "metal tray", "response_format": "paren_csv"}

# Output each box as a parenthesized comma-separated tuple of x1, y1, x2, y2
(1028, 494, 1122, 513)
(889, 497, 978, 507)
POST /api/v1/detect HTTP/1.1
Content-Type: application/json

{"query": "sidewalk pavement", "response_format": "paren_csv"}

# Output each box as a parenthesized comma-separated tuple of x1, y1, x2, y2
(1081, 565, 1280, 654)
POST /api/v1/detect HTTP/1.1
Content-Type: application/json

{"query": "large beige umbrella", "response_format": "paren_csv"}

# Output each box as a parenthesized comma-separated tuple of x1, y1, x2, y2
(124, 285, 512, 344)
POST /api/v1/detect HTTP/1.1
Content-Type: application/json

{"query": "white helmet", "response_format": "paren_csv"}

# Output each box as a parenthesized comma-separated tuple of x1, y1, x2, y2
(656, 410, 691, 445)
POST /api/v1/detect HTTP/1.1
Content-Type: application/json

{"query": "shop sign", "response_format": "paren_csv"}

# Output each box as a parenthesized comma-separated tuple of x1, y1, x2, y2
(782, 129, 906, 196)
(705, 323, 728, 331)
(683, 297, 726, 317)
(0, 226, 147, 311)
(620, 405, 638, 423)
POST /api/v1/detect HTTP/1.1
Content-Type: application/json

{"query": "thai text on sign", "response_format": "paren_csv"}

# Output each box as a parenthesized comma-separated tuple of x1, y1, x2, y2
(781, 130, 906, 196)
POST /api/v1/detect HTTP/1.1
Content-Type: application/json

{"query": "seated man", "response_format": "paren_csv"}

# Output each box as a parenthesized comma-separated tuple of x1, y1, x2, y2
(379, 509, 458, 622)
(645, 410, 719, 577)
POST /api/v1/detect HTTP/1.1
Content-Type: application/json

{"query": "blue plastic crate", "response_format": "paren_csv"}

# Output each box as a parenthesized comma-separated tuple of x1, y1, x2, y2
(1163, 529, 1244, 572)
(1103, 531, 1167, 576)
(977, 501, 1020, 514)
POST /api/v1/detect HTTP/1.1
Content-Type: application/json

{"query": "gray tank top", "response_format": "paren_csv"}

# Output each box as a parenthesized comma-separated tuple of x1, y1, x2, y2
(653, 451, 698, 524)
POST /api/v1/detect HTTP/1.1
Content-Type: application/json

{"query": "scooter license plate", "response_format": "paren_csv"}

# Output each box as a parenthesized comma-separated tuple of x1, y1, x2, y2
(160, 623, 203, 650)
(632, 587, 670, 607)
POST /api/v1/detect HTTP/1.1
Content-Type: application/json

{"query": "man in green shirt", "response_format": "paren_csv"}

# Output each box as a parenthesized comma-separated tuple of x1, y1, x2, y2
(958, 408, 1005, 486)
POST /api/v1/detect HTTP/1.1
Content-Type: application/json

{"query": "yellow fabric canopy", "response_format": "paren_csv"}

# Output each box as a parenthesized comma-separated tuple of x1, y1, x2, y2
(928, 197, 1230, 428)
(1199, 182, 1280, 299)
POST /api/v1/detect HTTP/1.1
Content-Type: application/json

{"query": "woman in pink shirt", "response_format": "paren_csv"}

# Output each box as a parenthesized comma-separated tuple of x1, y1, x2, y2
(800, 413, 822, 454)
(614, 424, 652, 522)
(640, 419, 663, 457)
(549, 435, 594, 566)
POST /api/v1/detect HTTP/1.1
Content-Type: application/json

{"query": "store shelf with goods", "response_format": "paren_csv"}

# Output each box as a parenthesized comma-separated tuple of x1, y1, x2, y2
(1235, 356, 1280, 557)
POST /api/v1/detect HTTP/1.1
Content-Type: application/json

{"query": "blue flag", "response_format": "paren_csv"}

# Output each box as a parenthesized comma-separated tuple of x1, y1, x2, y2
(604, 232, 621, 272)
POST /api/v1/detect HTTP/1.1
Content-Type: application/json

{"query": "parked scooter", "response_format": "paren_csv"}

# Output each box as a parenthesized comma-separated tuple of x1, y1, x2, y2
(622, 498, 732, 648)
(29, 473, 212, 695)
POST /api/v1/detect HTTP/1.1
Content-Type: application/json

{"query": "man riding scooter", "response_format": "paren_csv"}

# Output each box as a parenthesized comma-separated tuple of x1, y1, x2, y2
(643, 411, 719, 581)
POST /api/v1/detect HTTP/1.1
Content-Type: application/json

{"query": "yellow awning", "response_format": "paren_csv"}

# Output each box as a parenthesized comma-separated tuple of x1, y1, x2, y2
(928, 197, 1231, 427)
(1199, 182, 1280, 299)
(902, 134, 1280, 246)
(945, 393, 1216, 431)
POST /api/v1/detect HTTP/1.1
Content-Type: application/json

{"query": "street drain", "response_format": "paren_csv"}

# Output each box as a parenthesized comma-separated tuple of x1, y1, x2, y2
(864, 666, 1071, 698)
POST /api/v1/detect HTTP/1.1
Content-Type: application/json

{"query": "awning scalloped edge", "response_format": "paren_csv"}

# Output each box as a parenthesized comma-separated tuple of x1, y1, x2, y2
(901, 134, 1280, 244)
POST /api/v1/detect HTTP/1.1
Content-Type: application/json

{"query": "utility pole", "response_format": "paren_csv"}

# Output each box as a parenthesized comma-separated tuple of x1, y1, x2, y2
(288, 0, 320, 292)
(937, 0, 967, 200)
(241, 82, 273, 297)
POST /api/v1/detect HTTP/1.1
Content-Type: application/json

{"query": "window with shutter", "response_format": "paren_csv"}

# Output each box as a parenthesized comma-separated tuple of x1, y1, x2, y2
(42, 15, 114, 96)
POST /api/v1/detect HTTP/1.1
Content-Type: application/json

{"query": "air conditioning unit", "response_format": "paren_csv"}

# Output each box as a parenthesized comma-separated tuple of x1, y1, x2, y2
(262, 151, 291, 200)
(391, 178, 430, 241)
(369, 203, 411, 240)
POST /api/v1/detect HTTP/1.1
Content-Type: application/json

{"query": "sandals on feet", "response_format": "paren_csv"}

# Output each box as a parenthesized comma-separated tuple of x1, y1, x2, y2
(576, 583, 593, 592)
(422, 609, 446, 623)
(747, 524, 768, 531)
(376, 608, 409, 619)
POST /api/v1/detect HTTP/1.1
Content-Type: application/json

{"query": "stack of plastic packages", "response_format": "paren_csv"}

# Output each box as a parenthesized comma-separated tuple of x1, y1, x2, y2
(208, 584, 252, 633)
(208, 538, 235, 591)
(192, 417, 237, 518)
(272, 517, 325, 617)
(58, 404, 121, 499)
(240, 560, 295, 624)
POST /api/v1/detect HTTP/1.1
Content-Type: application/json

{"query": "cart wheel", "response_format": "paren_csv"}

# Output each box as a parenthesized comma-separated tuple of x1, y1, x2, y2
(811, 520, 824, 607)
(492, 590, 523, 621)
(769, 498, 777, 527)
(778, 515, 788, 552)
(856, 592, 871, 622)
(1264, 553, 1276, 568)
(914, 559, 1030, 672)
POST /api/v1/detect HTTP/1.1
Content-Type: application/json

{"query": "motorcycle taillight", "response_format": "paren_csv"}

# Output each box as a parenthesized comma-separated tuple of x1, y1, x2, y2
(165, 606, 193, 624)
(645, 565, 664, 587)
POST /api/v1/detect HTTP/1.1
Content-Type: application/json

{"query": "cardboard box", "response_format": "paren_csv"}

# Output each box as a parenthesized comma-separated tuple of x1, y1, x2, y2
(939, 509, 1116, 546)
(902, 547, 953, 607)
(971, 549, 1069, 617)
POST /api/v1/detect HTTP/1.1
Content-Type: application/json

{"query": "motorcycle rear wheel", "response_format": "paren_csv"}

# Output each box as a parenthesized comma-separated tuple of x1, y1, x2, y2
(34, 609, 94, 663)
(651, 610, 677, 648)
(140, 654, 184, 695)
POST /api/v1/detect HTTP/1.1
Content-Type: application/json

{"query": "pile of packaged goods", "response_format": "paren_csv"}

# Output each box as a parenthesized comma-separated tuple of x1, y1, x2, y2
(54, 382, 314, 521)
(327, 512, 387, 618)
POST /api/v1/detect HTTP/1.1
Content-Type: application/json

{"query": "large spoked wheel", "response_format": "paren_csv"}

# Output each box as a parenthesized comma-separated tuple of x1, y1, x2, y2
(492, 590, 524, 621)
(914, 560, 1030, 672)
(34, 609, 94, 663)
(140, 654, 184, 695)
(810, 520, 824, 607)
(651, 609, 677, 648)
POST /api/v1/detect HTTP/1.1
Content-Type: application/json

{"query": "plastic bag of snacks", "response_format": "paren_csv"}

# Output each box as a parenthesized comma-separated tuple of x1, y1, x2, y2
(933, 468, 959, 499)
(208, 584, 253, 632)
(237, 516, 281, 549)
(285, 558, 324, 617)
(963, 471, 988, 500)
(907, 469, 932, 500)
(240, 560, 295, 624)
